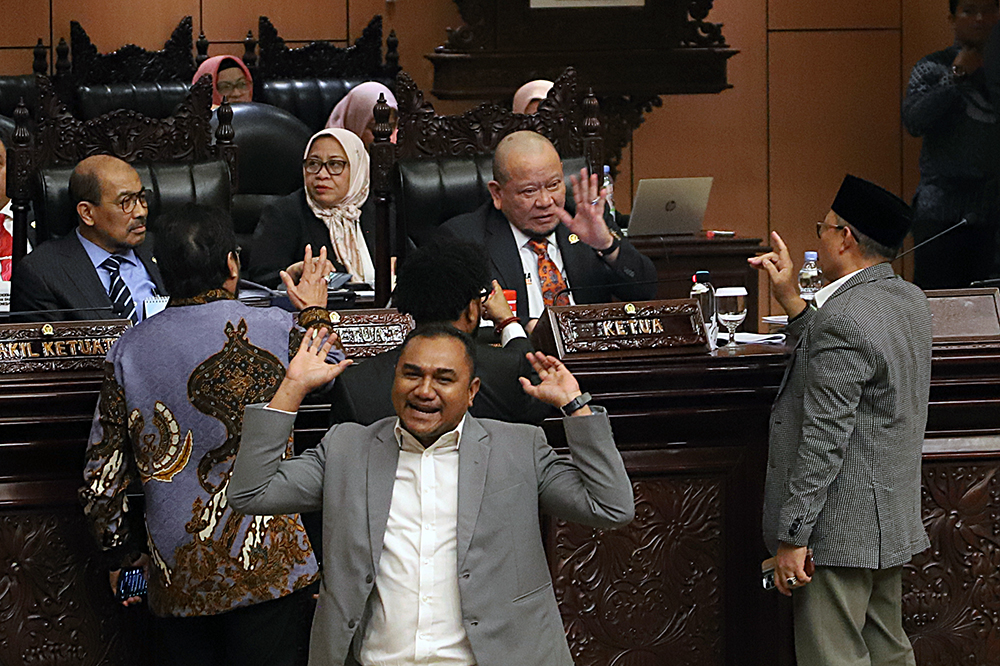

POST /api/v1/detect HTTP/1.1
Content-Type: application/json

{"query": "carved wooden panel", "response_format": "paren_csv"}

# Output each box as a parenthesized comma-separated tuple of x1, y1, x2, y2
(0, 510, 148, 666)
(256, 15, 393, 81)
(904, 461, 1000, 665)
(69, 17, 195, 84)
(551, 476, 724, 666)
(32, 75, 215, 166)
(394, 67, 594, 161)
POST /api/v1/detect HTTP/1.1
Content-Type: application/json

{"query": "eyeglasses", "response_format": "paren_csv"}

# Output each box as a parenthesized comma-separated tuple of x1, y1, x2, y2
(957, 4, 999, 18)
(115, 189, 148, 214)
(816, 220, 846, 239)
(216, 79, 248, 94)
(303, 158, 349, 176)
(479, 287, 492, 301)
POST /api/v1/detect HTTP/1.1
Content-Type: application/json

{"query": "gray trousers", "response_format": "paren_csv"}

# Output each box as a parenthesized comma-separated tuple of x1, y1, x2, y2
(793, 566, 916, 666)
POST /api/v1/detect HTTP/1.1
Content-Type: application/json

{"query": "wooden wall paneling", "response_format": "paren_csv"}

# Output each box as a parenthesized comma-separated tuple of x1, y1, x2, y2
(768, 29, 902, 304)
(201, 0, 348, 44)
(768, 0, 899, 31)
(0, 1, 51, 49)
(632, 0, 768, 313)
(0, 49, 38, 76)
(51, 0, 200, 53)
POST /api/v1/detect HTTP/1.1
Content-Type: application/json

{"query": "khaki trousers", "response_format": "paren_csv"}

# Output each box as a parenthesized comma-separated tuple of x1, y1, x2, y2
(793, 566, 916, 666)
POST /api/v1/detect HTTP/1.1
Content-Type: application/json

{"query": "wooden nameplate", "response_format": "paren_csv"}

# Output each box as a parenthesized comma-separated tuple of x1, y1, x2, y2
(0, 319, 131, 374)
(925, 288, 1000, 344)
(530, 299, 710, 360)
(325, 308, 414, 359)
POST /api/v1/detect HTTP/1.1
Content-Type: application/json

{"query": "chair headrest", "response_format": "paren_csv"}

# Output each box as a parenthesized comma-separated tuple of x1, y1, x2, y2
(35, 160, 232, 242)
(258, 78, 393, 132)
(394, 155, 586, 248)
(76, 82, 192, 119)
(222, 102, 313, 196)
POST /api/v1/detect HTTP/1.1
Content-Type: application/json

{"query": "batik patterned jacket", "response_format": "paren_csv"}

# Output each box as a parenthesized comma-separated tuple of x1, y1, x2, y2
(81, 292, 334, 617)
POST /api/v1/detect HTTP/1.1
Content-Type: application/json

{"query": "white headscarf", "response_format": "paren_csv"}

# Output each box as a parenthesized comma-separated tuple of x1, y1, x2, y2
(303, 128, 374, 284)
(513, 80, 554, 114)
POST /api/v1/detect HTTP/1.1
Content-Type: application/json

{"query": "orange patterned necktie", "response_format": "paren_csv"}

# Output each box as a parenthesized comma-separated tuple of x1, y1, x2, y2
(527, 239, 569, 306)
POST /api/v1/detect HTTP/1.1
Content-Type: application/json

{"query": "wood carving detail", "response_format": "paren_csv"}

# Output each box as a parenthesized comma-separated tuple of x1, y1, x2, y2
(33, 75, 215, 165)
(0, 511, 138, 666)
(395, 68, 586, 160)
(70, 17, 196, 84)
(551, 477, 724, 666)
(256, 15, 389, 81)
(683, 0, 728, 47)
(903, 463, 1000, 665)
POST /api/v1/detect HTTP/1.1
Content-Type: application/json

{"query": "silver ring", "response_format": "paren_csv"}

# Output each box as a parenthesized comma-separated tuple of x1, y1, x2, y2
(590, 197, 601, 206)
(322, 271, 335, 283)
(786, 576, 798, 588)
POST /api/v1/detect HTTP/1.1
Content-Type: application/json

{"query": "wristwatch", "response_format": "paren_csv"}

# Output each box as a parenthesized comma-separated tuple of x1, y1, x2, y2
(595, 231, 621, 259)
(560, 392, 592, 416)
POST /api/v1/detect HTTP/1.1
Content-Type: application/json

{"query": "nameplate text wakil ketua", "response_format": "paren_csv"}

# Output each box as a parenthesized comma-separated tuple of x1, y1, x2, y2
(0, 320, 131, 374)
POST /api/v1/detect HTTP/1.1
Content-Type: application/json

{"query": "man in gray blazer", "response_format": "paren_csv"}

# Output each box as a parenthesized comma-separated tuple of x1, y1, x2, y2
(750, 175, 932, 665)
(230, 323, 634, 666)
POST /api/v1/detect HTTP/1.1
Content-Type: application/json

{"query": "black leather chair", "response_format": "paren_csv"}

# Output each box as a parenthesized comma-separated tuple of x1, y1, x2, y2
(394, 155, 585, 249)
(75, 82, 191, 120)
(34, 160, 233, 243)
(0, 76, 38, 118)
(0, 114, 14, 140)
(258, 78, 392, 132)
(221, 103, 313, 258)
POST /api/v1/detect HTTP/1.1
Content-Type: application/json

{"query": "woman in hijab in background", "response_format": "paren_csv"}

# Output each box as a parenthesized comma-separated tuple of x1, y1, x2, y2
(249, 128, 374, 288)
(326, 81, 398, 148)
(192, 55, 253, 108)
(512, 79, 553, 115)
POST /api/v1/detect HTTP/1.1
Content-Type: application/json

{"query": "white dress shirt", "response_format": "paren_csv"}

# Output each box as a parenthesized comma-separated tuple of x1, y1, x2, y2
(359, 416, 476, 666)
(508, 222, 575, 320)
(814, 267, 864, 308)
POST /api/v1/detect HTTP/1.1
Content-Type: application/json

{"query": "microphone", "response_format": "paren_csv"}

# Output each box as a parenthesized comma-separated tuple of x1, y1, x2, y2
(895, 215, 973, 260)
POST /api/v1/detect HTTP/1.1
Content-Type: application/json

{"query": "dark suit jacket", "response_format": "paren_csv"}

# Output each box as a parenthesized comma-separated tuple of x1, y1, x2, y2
(11, 231, 165, 322)
(329, 336, 555, 426)
(436, 203, 657, 322)
(248, 188, 383, 289)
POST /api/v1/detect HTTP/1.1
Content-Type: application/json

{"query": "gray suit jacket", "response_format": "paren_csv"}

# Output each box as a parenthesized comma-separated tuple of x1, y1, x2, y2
(763, 262, 932, 569)
(230, 405, 634, 666)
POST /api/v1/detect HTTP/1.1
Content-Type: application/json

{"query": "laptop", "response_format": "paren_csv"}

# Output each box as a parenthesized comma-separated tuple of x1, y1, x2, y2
(625, 177, 713, 237)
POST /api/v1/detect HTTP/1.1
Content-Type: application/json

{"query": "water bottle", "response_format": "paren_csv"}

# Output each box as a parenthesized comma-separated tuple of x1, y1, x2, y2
(798, 251, 823, 301)
(690, 270, 718, 348)
(602, 165, 616, 217)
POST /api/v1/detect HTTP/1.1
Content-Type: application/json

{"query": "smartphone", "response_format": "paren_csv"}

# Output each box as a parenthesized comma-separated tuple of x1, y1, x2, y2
(116, 566, 148, 601)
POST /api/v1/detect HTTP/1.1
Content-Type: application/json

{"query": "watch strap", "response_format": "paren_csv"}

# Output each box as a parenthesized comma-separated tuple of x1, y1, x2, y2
(560, 391, 592, 416)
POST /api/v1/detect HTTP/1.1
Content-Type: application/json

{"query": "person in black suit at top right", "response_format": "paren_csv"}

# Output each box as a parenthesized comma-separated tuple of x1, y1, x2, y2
(329, 240, 555, 427)
(436, 131, 657, 332)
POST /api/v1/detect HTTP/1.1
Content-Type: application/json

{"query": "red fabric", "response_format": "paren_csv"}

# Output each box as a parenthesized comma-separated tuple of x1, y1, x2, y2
(0, 213, 12, 281)
(526, 239, 569, 307)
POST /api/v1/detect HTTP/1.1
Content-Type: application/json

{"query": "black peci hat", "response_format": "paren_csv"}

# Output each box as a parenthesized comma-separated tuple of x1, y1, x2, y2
(831, 175, 912, 248)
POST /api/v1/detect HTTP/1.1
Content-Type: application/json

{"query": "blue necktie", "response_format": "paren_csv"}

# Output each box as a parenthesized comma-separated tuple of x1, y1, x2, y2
(101, 255, 138, 324)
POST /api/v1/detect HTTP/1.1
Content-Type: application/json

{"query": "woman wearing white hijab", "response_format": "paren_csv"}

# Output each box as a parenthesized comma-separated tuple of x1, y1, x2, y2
(326, 81, 398, 148)
(249, 128, 375, 288)
(512, 80, 554, 115)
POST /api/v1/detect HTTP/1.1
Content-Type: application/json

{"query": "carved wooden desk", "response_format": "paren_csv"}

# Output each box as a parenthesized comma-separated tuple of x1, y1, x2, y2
(2, 339, 999, 665)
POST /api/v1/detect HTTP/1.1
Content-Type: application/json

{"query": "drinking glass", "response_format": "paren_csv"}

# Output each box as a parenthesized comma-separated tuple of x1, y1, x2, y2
(716, 286, 748, 352)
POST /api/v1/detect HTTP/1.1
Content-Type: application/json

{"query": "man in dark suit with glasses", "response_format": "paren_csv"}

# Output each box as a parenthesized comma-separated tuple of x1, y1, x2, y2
(11, 155, 164, 322)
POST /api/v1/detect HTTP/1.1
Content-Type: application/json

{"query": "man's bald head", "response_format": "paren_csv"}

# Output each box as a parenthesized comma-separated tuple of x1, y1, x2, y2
(70, 155, 136, 211)
(492, 131, 559, 186)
